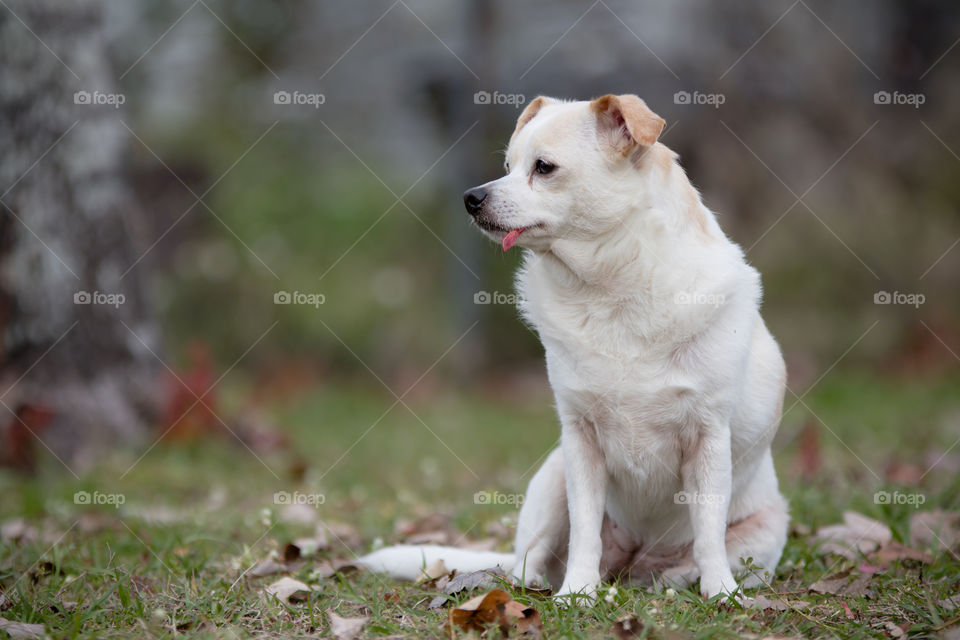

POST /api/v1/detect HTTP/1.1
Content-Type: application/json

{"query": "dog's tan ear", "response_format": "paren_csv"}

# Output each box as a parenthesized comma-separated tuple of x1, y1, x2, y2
(512, 96, 549, 137)
(590, 94, 665, 154)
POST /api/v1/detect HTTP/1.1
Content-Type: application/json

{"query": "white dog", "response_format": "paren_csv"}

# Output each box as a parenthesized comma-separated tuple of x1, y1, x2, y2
(360, 94, 788, 600)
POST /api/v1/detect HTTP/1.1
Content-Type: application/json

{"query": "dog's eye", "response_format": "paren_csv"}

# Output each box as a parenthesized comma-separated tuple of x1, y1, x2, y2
(535, 159, 556, 175)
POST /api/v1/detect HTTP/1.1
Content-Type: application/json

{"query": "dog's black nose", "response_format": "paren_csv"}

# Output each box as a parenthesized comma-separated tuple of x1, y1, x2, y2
(463, 187, 487, 216)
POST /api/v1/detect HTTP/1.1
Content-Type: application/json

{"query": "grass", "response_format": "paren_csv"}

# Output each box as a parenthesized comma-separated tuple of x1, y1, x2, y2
(1, 370, 959, 638)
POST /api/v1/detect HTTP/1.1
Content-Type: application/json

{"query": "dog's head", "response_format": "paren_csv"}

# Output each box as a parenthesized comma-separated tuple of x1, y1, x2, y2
(463, 94, 666, 252)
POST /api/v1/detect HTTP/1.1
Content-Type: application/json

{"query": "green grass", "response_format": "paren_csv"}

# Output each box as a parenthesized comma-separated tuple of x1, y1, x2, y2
(1, 370, 958, 638)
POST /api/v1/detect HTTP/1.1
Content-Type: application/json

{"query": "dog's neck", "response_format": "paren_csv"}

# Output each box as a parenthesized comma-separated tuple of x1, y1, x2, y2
(537, 146, 719, 293)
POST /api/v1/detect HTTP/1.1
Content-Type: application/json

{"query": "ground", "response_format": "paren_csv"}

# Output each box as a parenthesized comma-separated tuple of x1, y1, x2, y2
(1, 370, 959, 639)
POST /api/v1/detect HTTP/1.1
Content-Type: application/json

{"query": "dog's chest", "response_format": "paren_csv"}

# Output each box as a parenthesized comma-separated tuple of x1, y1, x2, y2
(518, 270, 713, 475)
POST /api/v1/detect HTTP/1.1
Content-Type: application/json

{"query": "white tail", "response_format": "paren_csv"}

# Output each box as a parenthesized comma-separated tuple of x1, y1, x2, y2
(358, 544, 515, 580)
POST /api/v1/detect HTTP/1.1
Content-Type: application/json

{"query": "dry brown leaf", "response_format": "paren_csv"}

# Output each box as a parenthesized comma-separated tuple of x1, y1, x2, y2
(0, 519, 38, 544)
(448, 589, 542, 636)
(263, 577, 313, 603)
(909, 510, 960, 556)
(249, 557, 285, 578)
(873, 541, 933, 565)
(428, 568, 508, 609)
(809, 569, 852, 595)
(318, 521, 361, 550)
(0, 618, 49, 640)
(500, 599, 542, 637)
(611, 616, 690, 640)
(415, 558, 449, 584)
(462, 537, 499, 551)
(327, 611, 368, 640)
(809, 569, 876, 598)
(406, 530, 450, 546)
(812, 511, 891, 559)
(843, 573, 875, 599)
(398, 513, 456, 546)
(611, 615, 646, 639)
(485, 520, 512, 541)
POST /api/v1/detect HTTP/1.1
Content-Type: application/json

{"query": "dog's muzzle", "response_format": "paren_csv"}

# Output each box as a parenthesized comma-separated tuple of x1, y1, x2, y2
(463, 186, 487, 216)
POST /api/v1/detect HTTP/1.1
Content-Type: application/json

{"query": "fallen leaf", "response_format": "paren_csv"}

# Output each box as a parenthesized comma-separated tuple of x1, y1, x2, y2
(485, 520, 512, 542)
(397, 513, 456, 546)
(327, 611, 368, 640)
(318, 521, 361, 550)
(938, 594, 960, 610)
(283, 537, 322, 563)
(314, 557, 362, 580)
(0, 519, 38, 544)
(449, 589, 511, 632)
(809, 569, 852, 595)
(873, 541, 932, 565)
(841, 601, 855, 620)
(808, 568, 876, 599)
(910, 510, 960, 557)
(447, 589, 542, 636)
(249, 557, 285, 577)
(883, 621, 905, 638)
(415, 558, 448, 584)
(462, 537, 499, 551)
(263, 577, 313, 603)
(611, 615, 646, 639)
(0, 618, 49, 640)
(812, 511, 891, 560)
(843, 573, 875, 599)
(743, 595, 810, 611)
(611, 615, 690, 640)
(427, 568, 509, 609)
(500, 599, 542, 637)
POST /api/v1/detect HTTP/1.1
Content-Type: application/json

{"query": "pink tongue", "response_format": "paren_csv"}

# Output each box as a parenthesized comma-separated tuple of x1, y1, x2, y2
(502, 227, 526, 252)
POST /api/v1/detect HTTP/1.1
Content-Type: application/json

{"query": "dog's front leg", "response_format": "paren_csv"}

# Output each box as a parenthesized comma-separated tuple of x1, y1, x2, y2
(682, 422, 738, 599)
(555, 416, 606, 600)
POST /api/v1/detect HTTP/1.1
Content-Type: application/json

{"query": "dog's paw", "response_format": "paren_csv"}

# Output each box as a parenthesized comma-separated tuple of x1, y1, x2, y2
(699, 570, 740, 601)
(554, 575, 599, 606)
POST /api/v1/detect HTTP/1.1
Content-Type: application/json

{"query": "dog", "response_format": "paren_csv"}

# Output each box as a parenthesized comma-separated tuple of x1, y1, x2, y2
(359, 94, 788, 600)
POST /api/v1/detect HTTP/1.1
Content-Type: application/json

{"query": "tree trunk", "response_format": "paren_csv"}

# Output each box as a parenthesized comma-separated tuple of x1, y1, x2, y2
(0, 0, 161, 471)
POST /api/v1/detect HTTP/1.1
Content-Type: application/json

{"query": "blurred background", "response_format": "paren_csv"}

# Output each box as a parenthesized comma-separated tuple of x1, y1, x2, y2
(1, 0, 959, 527)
